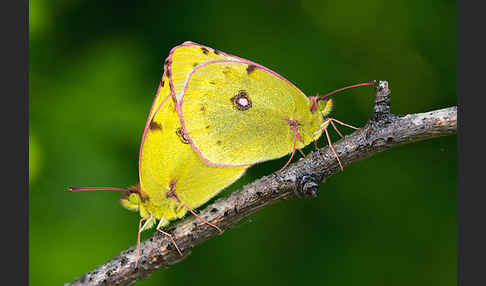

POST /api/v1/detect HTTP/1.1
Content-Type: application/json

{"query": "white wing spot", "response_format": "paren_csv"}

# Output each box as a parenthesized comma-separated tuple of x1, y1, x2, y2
(237, 97, 249, 106)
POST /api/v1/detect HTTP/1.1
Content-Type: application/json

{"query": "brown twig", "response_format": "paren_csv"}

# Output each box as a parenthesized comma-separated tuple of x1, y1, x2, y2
(66, 81, 457, 286)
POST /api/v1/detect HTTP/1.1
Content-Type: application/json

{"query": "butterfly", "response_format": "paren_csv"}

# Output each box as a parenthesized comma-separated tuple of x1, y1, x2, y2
(70, 71, 247, 264)
(70, 41, 373, 265)
(164, 41, 375, 171)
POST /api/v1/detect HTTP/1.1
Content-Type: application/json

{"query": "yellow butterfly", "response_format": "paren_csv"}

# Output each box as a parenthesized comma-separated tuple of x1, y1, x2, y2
(70, 42, 373, 265)
(165, 41, 375, 171)
(70, 71, 247, 263)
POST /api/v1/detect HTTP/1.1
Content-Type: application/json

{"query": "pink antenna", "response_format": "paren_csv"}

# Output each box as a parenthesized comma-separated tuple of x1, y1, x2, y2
(310, 80, 376, 111)
(319, 80, 376, 100)
(68, 187, 128, 192)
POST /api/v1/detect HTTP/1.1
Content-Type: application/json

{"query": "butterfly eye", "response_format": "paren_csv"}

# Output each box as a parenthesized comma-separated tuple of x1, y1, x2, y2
(176, 127, 190, 144)
(128, 193, 140, 204)
(231, 90, 252, 111)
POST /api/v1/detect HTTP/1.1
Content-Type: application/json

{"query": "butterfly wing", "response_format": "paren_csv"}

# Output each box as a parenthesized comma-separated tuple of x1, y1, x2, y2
(165, 41, 244, 103)
(138, 79, 247, 220)
(178, 60, 322, 167)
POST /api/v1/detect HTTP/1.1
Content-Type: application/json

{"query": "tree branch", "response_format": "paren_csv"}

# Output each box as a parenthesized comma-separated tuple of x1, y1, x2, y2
(66, 81, 457, 286)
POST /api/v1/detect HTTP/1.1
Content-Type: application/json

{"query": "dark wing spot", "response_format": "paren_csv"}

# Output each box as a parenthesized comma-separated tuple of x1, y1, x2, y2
(201, 47, 209, 55)
(246, 64, 257, 74)
(149, 120, 162, 130)
(193, 62, 199, 67)
(176, 127, 189, 144)
(231, 90, 252, 111)
(161, 79, 165, 87)
(206, 125, 210, 129)
(200, 105, 206, 112)
(214, 49, 220, 55)
(222, 67, 231, 75)
(209, 81, 216, 85)
(216, 140, 222, 145)
(166, 179, 178, 199)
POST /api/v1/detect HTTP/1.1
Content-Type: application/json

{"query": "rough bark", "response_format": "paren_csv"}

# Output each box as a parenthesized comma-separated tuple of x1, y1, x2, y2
(66, 81, 457, 286)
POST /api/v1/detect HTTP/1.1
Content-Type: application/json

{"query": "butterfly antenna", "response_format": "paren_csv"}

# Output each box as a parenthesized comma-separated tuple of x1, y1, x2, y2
(68, 187, 128, 192)
(311, 80, 376, 111)
(319, 80, 376, 101)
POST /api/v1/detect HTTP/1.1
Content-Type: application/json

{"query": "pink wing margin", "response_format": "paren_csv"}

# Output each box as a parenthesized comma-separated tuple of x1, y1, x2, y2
(164, 41, 308, 168)
(137, 75, 171, 178)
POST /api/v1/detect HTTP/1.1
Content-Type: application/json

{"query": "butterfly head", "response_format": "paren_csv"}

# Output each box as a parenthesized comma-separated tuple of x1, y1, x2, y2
(119, 185, 141, 210)
(309, 96, 333, 117)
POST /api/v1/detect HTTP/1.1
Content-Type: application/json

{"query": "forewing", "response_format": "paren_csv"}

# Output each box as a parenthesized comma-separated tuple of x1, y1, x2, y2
(165, 42, 242, 102)
(180, 61, 303, 166)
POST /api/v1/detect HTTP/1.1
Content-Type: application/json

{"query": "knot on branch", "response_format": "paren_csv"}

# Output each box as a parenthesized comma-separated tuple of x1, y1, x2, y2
(295, 174, 320, 198)
(370, 81, 397, 126)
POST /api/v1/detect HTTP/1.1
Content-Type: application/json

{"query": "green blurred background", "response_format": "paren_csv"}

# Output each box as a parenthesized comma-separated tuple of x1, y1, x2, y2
(29, 0, 456, 285)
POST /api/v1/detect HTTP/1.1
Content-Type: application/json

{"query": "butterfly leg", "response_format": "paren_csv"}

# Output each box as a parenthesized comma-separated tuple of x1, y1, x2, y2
(135, 217, 146, 267)
(328, 118, 360, 131)
(135, 216, 149, 267)
(276, 131, 298, 173)
(329, 120, 344, 138)
(156, 219, 183, 256)
(314, 117, 360, 171)
(298, 148, 306, 158)
(322, 125, 344, 171)
(277, 118, 305, 173)
(179, 202, 223, 234)
(167, 182, 223, 234)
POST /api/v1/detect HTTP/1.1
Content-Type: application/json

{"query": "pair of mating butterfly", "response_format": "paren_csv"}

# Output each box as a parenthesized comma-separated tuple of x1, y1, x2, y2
(70, 41, 375, 265)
